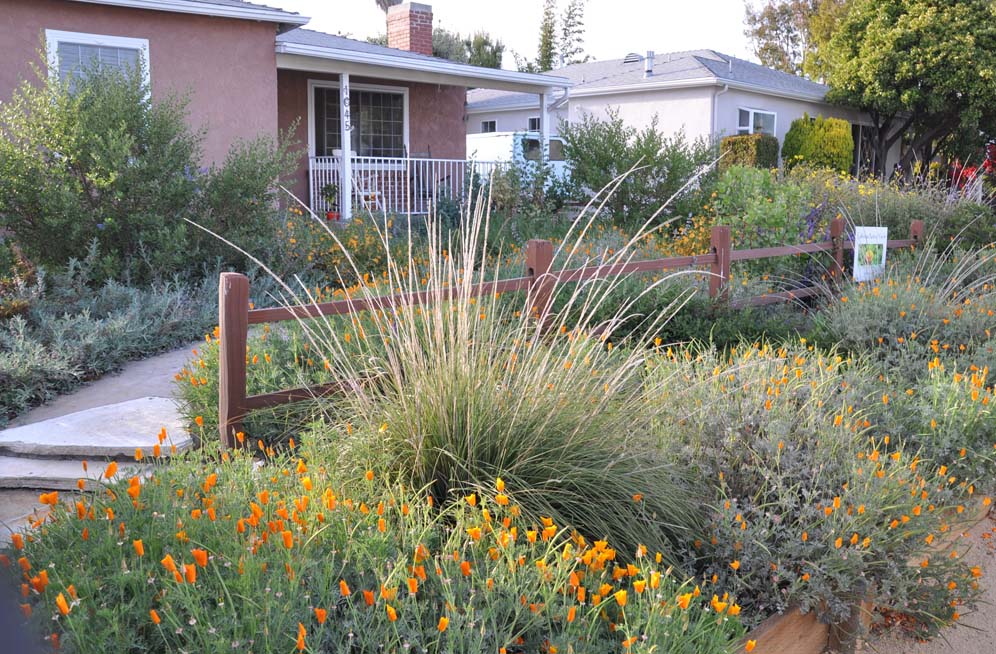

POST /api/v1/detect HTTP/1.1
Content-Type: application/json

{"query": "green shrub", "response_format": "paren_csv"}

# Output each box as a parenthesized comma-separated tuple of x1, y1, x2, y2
(560, 109, 718, 226)
(0, 240, 40, 319)
(711, 166, 823, 249)
(0, 58, 296, 283)
(647, 341, 985, 634)
(2, 440, 745, 653)
(0, 252, 216, 423)
(782, 114, 854, 173)
(718, 134, 779, 173)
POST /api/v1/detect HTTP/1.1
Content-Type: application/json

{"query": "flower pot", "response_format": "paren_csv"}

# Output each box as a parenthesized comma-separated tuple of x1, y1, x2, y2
(326, 211, 340, 221)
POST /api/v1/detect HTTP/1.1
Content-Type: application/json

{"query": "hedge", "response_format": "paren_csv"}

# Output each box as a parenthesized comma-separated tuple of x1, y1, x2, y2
(719, 134, 780, 172)
(781, 114, 854, 172)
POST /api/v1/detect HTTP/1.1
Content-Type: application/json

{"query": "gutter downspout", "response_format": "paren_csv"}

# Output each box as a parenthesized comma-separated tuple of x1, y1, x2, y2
(713, 83, 729, 139)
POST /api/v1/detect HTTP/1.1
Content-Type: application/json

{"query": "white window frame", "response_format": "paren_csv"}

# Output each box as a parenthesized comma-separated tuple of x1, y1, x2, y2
(737, 107, 777, 137)
(481, 120, 497, 133)
(527, 116, 540, 131)
(45, 29, 150, 87)
(307, 79, 410, 165)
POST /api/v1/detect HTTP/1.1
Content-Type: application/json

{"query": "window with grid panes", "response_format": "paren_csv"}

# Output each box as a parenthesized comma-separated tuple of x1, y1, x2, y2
(313, 86, 405, 157)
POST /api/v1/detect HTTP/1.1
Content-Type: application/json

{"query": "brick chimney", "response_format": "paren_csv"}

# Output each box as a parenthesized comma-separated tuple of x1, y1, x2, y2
(387, 2, 433, 56)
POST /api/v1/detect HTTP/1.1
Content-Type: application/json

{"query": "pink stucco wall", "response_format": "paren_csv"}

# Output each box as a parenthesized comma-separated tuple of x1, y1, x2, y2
(277, 69, 467, 202)
(1, 0, 279, 164)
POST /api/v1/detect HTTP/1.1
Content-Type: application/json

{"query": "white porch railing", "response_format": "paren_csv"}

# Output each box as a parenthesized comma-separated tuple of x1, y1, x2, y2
(309, 156, 507, 217)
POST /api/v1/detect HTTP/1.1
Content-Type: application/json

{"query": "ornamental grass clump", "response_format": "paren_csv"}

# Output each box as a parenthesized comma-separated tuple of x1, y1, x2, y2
(262, 181, 713, 563)
(2, 436, 745, 653)
(646, 341, 987, 635)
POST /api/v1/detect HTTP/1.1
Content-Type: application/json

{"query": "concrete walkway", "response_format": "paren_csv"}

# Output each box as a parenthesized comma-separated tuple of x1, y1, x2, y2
(0, 343, 196, 542)
(8, 343, 196, 427)
(869, 511, 996, 654)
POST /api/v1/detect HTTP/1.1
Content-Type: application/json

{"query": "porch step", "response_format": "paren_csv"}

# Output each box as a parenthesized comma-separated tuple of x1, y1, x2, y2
(0, 397, 192, 460)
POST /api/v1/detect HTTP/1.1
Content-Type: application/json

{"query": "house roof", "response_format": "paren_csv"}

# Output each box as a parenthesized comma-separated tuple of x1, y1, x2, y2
(466, 49, 829, 112)
(69, 0, 309, 30)
(276, 28, 572, 94)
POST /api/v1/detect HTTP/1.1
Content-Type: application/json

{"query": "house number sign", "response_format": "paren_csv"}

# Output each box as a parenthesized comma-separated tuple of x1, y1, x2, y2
(341, 78, 351, 131)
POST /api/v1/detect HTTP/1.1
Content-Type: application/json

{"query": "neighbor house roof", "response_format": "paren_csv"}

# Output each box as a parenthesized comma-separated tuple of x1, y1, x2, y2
(69, 0, 309, 30)
(466, 49, 828, 112)
(276, 28, 572, 94)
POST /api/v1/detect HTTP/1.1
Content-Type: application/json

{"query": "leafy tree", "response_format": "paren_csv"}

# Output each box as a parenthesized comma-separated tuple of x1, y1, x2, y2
(744, 0, 848, 78)
(824, 0, 996, 177)
(465, 32, 505, 69)
(536, 0, 558, 71)
(517, 0, 590, 72)
(559, 0, 589, 65)
(370, 27, 504, 69)
(432, 27, 468, 63)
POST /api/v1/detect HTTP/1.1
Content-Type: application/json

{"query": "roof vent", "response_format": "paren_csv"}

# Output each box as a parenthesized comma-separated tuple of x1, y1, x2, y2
(622, 52, 642, 64)
(644, 50, 654, 77)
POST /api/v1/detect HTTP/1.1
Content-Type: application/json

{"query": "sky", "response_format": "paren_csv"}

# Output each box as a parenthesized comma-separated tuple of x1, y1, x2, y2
(270, 0, 759, 68)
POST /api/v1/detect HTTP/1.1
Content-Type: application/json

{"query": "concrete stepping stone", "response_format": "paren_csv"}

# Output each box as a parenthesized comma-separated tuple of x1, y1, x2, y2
(0, 397, 191, 459)
(0, 457, 147, 490)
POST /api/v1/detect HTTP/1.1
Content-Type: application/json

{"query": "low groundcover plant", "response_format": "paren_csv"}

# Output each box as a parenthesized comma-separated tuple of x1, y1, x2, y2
(2, 438, 744, 653)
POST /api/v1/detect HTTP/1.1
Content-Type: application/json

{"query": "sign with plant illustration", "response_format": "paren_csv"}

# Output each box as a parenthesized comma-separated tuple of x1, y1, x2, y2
(853, 226, 888, 281)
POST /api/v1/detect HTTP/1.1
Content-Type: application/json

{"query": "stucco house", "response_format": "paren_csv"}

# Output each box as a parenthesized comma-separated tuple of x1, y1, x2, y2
(1, 0, 569, 219)
(466, 50, 900, 175)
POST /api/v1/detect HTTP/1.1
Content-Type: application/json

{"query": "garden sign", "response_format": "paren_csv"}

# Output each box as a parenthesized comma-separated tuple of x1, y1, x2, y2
(853, 226, 888, 282)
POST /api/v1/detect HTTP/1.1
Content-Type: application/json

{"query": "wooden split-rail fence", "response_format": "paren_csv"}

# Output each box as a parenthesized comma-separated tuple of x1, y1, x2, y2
(216, 217, 923, 447)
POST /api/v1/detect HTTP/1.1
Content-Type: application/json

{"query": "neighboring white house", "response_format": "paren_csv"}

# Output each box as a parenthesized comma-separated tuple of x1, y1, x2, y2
(466, 50, 900, 175)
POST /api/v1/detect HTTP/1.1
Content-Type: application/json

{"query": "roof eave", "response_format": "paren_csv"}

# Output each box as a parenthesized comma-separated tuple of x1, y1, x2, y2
(275, 42, 571, 92)
(569, 76, 827, 102)
(70, 0, 310, 28)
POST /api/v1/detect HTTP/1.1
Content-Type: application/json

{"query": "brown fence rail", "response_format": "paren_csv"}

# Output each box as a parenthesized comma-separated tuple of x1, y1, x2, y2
(216, 217, 923, 447)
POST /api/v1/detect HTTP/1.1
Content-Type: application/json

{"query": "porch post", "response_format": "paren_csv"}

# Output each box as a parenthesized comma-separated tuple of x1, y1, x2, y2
(539, 91, 550, 162)
(340, 73, 353, 221)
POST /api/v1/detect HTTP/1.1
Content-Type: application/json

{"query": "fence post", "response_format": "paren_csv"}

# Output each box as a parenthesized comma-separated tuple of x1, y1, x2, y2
(910, 219, 924, 245)
(709, 226, 732, 301)
(830, 217, 846, 281)
(218, 273, 250, 449)
(525, 239, 555, 326)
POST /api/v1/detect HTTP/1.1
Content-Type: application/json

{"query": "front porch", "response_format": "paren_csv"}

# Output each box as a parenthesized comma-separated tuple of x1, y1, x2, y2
(274, 28, 569, 220)
(308, 155, 507, 217)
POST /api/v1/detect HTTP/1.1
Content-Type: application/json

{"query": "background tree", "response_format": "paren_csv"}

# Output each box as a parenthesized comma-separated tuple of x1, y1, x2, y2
(374, 0, 402, 11)
(369, 28, 504, 68)
(536, 0, 558, 71)
(744, 0, 816, 75)
(432, 27, 468, 63)
(516, 0, 591, 72)
(559, 0, 589, 65)
(744, 0, 848, 78)
(824, 0, 996, 177)
(465, 32, 505, 69)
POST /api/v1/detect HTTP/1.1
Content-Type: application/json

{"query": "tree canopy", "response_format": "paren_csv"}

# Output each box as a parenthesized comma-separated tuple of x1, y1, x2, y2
(824, 0, 996, 175)
(744, 0, 847, 78)
(368, 28, 505, 69)
(516, 0, 590, 72)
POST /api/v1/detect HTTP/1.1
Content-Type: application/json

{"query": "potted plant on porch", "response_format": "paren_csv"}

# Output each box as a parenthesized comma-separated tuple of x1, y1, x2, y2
(321, 183, 340, 221)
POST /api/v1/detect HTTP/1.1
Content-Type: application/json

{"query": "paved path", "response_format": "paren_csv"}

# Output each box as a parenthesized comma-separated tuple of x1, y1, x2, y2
(8, 343, 197, 427)
(0, 343, 196, 543)
(868, 511, 996, 654)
